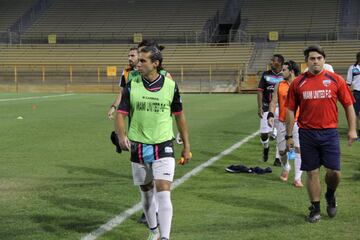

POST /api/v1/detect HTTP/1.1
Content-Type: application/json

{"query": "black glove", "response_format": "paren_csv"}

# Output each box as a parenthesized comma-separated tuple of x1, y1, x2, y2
(110, 131, 122, 154)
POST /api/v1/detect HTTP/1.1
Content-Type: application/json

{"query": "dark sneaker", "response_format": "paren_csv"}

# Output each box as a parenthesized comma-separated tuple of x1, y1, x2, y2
(138, 213, 147, 224)
(263, 147, 270, 162)
(306, 205, 321, 223)
(325, 193, 337, 218)
(225, 165, 251, 173)
(273, 158, 281, 167)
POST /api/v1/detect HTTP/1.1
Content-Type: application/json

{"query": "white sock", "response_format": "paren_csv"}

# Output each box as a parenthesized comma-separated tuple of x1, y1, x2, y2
(294, 153, 303, 181)
(261, 138, 269, 148)
(157, 191, 172, 239)
(140, 187, 157, 229)
(282, 159, 291, 172)
(154, 185, 159, 213)
(276, 145, 280, 159)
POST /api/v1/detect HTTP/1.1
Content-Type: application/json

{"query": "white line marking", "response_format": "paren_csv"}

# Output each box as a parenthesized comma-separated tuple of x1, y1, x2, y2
(0, 94, 75, 102)
(81, 130, 260, 240)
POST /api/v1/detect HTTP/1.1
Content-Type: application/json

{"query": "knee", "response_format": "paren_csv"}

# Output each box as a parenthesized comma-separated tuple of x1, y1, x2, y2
(307, 169, 320, 179)
(326, 169, 341, 178)
(279, 150, 286, 156)
(155, 180, 171, 192)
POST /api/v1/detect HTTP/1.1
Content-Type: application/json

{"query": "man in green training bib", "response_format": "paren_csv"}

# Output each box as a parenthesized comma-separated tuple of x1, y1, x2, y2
(116, 45, 191, 240)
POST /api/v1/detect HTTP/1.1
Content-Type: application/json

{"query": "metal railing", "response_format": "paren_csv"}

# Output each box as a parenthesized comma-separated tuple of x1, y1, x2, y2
(2, 29, 360, 45)
(0, 63, 253, 93)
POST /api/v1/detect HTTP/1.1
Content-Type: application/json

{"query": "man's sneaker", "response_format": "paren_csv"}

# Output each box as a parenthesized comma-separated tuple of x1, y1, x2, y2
(138, 213, 147, 225)
(306, 205, 321, 223)
(293, 180, 304, 188)
(280, 170, 289, 182)
(263, 147, 270, 162)
(273, 158, 281, 167)
(147, 231, 160, 240)
(325, 193, 337, 218)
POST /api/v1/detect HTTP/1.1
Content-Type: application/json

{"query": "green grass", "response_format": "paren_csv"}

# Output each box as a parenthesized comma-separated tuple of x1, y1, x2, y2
(0, 93, 359, 240)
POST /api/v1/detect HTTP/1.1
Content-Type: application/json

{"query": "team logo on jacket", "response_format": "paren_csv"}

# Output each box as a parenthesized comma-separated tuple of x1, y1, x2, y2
(322, 79, 331, 87)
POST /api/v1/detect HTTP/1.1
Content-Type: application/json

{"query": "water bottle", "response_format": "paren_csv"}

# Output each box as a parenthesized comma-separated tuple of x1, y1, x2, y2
(288, 148, 296, 161)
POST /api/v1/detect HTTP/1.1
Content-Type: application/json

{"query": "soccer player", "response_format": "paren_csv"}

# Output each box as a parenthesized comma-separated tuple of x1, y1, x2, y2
(108, 47, 139, 119)
(257, 54, 284, 166)
(346, 52, 360, 140)
(116, 46, 191, 240)
(286, 45, 357, 223)
(268, 60, 303, 187)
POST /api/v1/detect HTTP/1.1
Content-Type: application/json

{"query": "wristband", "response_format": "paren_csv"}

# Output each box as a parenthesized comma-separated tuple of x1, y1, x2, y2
(111, 104, 117, 110)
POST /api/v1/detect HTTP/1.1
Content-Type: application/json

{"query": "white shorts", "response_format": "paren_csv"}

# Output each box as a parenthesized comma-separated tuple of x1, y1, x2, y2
(276, 121, 300, 152)
(260, 107, 279, 134)
(131, 157, 175, 186)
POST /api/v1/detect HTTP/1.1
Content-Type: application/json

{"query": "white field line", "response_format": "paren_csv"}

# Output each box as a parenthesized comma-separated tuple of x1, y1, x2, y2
(0, 94, 75, 102)
(81, 130, 260, 240)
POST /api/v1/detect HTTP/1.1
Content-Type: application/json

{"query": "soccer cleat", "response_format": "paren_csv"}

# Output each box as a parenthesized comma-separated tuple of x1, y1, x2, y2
(161, 238, 169, 240)
(325, 193, 337, 218)
(293, 180, 304, 188)
(306, 205, 321, 223)
(280, 170, 289, 182)
(147, 231, 160, 240)
(263, 147, 270, 162)
(138, 213, 148, 225)
(273, 158, 281, 167)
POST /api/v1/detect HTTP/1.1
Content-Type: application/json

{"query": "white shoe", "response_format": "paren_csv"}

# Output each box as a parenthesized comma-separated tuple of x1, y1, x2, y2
(147, 230, 160, 240)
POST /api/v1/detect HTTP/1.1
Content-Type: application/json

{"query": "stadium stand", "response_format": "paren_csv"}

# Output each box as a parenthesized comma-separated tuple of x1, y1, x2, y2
(0, 0, 38, 32)
(22, 0, 225, 42)
(239, 0, 340, 40)
(274, 40, 360, 76)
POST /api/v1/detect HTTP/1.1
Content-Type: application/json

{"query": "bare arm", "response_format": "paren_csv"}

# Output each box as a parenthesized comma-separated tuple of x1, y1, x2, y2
(115, 112, 131, 150)
(175, 112, 191, 162)
(344, 104, 358, 146)
(107, 87, 123, 119)
(257, 91, 263, 118)
(267, 83, 278, 127)
(286, 109, 295, 149)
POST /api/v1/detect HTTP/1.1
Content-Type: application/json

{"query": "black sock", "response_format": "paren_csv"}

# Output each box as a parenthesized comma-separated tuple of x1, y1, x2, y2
(311, 201, 320, 212)
(326, 187, 335, 199)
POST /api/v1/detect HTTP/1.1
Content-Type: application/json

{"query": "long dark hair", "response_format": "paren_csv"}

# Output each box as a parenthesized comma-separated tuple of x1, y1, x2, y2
(140, 46, 163, 72)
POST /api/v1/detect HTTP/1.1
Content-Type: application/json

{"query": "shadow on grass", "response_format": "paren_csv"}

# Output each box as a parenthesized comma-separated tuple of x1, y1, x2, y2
(57, 164, 132, 179)
(31, 214, 104, 234)
(191, 191, 304, 220)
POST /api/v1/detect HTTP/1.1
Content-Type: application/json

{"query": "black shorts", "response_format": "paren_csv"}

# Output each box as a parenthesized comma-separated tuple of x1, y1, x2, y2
(299, 128, 340, 171)
(130, 140, 174, 164)
(353, 90, 360, 116)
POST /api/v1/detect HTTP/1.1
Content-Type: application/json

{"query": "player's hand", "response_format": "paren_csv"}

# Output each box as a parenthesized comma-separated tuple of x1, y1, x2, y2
(258, 108, 263, 118)
(286, 138, 294, 150)
(348, 129, 358, 146)
(267, 117, 274, 128)
(178, 149, 192, 165)
(108, 107, 116, 120)
(119, 135, 131, 151)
